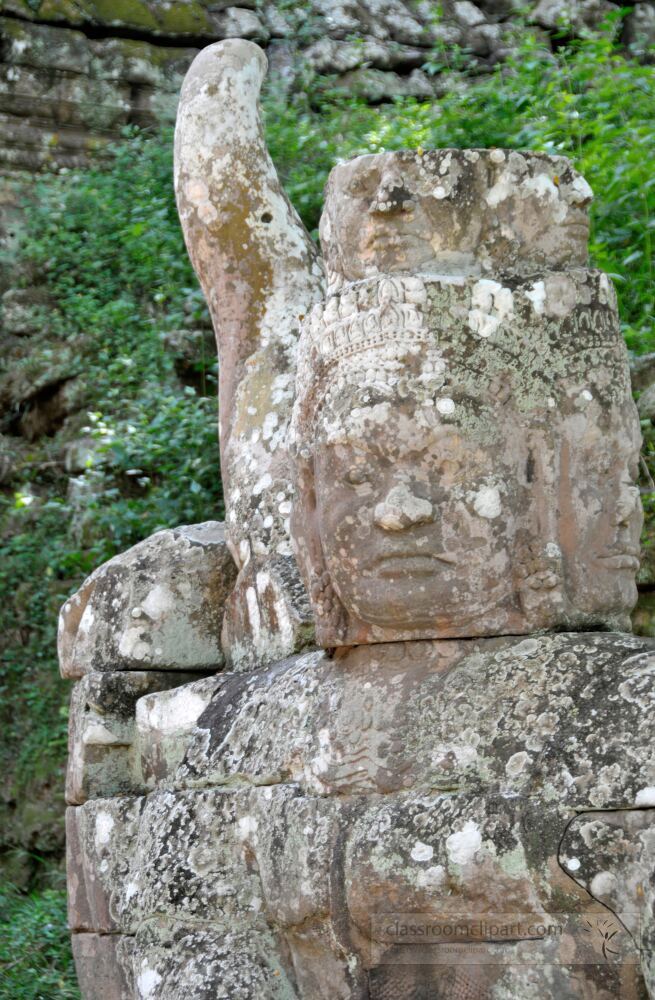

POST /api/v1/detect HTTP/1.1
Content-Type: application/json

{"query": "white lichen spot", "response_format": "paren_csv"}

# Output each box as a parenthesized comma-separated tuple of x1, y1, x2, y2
(471, 485, 501, 519)
(490, 148, 505, 164)
(468, 279, 514, 338)
(522, 173, 559, 203)
(436, 397, 455, 415)
(568, 175, 593, 204)
(635, 786, 655, 806)
(118, 629, 149, 662)
(417, 864, 446, 888)
(374, 484, 433, 531)
(83, 722, 122, 746)
(590, 871, 618, 897)
(565, 857, 581, 872)
(411, 840, 434, 862)
(78, 603, 95, 635)
(446, 821, 482, 866)
(139, 687, 209, 733)
(506, 750, 532, 776)
(237, 815, 258, 840)
(245, 586, 261, 637)
(526, 280, 546, 315)
(486, 169, 513, 208)
(262, 411, 278, 441)
(94, 811, 114, 851)
(252, 473, 272, 496)
(137, 966, 162, 999)
(513, 638, 540, 657)
(141, 585, 174, 621)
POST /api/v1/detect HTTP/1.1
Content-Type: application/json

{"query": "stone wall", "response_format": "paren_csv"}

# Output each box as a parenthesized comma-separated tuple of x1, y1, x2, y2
(0, 0, 653, 172)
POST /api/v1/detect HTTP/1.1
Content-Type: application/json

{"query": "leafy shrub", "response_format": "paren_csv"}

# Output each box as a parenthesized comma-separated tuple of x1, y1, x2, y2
(0, 885, 79, 999)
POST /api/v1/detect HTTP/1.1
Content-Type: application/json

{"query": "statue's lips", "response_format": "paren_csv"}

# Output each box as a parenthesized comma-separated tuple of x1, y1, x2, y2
(369, 552, 459, 578)
(364, 229, 426, 252)
(597, 551, 640, 571)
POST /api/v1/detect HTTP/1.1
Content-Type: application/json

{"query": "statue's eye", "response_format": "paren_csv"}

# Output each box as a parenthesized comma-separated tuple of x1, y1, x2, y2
(346, 173, 377, 198)
(345, 466, 372, 487)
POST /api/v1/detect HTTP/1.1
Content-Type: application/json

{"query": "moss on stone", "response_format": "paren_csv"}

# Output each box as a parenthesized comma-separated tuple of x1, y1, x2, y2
(155, 2, 215, 36)
(112, 36, 197, 69)
(76, 0, 160, 31)
(37, 0, 86, 23)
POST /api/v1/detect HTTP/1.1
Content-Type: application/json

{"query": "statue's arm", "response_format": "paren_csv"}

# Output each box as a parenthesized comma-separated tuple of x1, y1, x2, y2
(174, 39, 325, 452)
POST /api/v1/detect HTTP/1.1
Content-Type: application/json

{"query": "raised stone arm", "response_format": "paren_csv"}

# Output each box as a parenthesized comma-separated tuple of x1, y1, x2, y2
(175, 40, 325, 669)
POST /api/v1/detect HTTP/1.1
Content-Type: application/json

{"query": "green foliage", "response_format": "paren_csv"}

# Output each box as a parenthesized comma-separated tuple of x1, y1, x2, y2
(0, 885, 79, 999)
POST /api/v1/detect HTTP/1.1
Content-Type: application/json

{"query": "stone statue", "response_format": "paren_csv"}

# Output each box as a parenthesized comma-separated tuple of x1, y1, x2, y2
(60, 40, 655, 1000)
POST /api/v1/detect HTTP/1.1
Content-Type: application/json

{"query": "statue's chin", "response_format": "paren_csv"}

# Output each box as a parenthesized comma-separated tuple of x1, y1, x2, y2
(339, 583, 511, 632)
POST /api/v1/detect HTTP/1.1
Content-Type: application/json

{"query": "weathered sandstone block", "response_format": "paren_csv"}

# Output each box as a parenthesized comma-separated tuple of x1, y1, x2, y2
(71, 933, 134, 1000)
(58, 522, 235, 678)
(126, 920, 296, 1000)
(135, 675, 219, 791)
(66, 796, 142, 933)
(66, 670, 203, 804)
(142, 634, 655, 809)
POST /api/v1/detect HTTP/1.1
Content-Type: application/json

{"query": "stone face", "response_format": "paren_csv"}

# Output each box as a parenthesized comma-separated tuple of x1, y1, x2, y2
(58, 522, 236, 678)
(292, 187, 640, 645)
(318, 149, 593, 287)
(174, 40, 325, 669)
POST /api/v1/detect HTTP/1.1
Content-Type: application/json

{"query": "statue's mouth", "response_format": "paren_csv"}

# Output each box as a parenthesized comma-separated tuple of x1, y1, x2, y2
(371, 552, 459, 577)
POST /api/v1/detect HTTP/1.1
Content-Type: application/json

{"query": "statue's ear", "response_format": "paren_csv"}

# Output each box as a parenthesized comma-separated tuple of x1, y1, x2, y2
(290, 454, 348, 644)
(290, 455, 324, 591)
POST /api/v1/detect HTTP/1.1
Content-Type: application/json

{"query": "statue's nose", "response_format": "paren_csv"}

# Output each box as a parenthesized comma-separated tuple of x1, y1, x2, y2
(374, 483, 435, 532)
(613, 484, 640, 527)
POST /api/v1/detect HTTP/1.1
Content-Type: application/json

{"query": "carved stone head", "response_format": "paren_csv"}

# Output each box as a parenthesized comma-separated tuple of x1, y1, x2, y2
(290, 150, 642, 648)
(319, 148, 593, 288)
